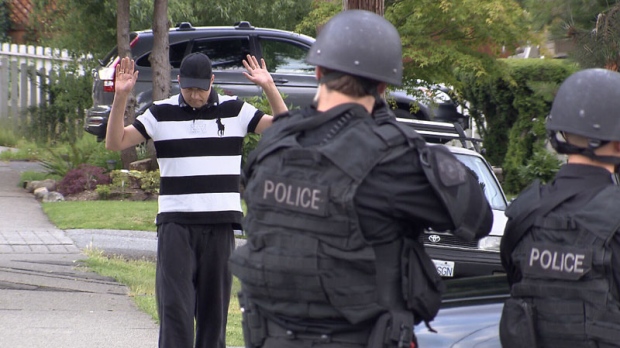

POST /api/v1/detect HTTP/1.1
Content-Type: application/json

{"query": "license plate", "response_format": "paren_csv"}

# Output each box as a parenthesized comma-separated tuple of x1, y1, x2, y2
(433, 259, 455, 277)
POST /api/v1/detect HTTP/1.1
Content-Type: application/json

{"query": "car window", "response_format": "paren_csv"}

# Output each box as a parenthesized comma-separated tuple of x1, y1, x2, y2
(453, 153, 507, 211)
(191, 38, 251, 71)
(135, 41, 189, 68)
(170, 41, 189, 68)
(101, 32, 138, 67)
(259, 38, 314, 75)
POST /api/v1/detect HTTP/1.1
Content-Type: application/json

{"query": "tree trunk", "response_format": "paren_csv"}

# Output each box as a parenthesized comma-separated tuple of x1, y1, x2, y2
(343, 0, 384, 15)
(117, 0, 138, 168)
(146, 0, 171, 170)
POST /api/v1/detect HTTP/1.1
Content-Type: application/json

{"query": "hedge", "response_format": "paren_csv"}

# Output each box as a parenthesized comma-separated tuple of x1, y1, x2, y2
(0, 0, 9, 43)
(457, 59, 579, 194)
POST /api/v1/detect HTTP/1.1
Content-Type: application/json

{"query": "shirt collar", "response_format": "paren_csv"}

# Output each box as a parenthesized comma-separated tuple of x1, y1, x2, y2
(178, 88, 219, 109)
(556, 163, 615, 183)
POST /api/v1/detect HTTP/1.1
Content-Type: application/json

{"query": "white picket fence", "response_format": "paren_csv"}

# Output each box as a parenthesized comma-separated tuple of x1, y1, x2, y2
(0, 43, 78, 126)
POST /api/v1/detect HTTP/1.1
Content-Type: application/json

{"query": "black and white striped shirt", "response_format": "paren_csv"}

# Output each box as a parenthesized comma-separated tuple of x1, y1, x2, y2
(133, 90, 264, 227)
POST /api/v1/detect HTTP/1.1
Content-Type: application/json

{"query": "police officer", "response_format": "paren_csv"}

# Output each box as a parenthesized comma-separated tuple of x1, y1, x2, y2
(230, 10, 493, 348)
(499, 68, 620, 348)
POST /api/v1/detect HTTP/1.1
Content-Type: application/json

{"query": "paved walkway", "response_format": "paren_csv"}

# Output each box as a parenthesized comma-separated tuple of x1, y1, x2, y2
(0, 152, 247, 348)
(0, 157, 160, 347)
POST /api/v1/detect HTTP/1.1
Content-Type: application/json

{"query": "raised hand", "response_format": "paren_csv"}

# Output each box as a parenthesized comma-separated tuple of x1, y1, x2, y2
(115, 57, 139, 95)
(242, 55, 274, 88)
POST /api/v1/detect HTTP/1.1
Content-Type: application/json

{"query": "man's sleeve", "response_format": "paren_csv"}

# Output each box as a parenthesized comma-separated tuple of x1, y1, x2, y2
(133, 105, 158, 140)
(239, 101, 265, 134)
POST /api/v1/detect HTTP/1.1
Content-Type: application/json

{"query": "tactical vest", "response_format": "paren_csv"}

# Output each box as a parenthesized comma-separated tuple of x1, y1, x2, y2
(502, 185, 620, 347)
(229, 104, 438, 325)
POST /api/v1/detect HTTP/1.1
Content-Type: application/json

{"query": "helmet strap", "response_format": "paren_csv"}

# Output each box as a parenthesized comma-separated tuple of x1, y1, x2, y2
(550, 131, 620, 169)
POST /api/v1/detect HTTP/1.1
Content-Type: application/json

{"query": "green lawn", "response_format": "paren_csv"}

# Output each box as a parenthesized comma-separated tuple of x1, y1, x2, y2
(43, 200, 158, 231)
(44, 200, 245, 346)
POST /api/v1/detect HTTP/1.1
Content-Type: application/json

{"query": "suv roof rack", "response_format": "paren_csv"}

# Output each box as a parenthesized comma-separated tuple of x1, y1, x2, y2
(396, 117, 482, 153)
(176, 22, 195, 31)
(235, 21, 254, 30)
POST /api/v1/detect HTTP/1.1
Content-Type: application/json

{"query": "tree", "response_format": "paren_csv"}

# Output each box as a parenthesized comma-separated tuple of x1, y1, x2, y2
(28, 0, 314, 57)
(151, 0, 170, 103)
(29, 0, 129, 57)
(521, 0, 620, 70)
(0, 0, 9, 42)
(147, 0, 170, 169)
(343, 0, 384, 15)
(116, 0, 138, 169)
(384, 0, 531, 96)
(296, 0, 341, 37)
(300, 0, 530, 93)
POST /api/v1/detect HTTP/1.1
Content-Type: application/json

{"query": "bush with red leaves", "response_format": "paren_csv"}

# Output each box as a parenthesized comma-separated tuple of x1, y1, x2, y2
(57, 164, 111, 196)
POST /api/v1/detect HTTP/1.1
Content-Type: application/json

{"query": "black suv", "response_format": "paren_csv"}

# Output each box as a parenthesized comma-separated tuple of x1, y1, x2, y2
(84, 22, 468, 140)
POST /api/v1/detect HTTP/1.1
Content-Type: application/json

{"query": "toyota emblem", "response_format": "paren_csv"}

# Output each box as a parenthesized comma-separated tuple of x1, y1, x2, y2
(428, 235, 441, 243)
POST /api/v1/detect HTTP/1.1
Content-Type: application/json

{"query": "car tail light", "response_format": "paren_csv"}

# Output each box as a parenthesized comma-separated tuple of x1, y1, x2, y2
(101, 36, 140, 93)
(101, 56, 120, 93)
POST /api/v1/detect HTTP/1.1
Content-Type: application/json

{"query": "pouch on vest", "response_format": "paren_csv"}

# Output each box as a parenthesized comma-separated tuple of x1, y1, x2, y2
(586, 307, 620, 346)
(401, 238, 444, 324)
(238, 291, 267, 348)
(367, 311, 417, 348)
(499, 297, 538, 348)
(418, 144, 492, 241)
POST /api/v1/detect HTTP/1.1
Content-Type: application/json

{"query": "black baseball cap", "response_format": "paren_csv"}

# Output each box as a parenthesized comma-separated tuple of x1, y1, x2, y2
(179, 52, 213, 90)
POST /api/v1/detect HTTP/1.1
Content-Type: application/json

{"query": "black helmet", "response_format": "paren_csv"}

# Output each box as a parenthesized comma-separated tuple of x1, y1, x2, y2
(547, 68, 620, 159)
(305, 10, 403, 86)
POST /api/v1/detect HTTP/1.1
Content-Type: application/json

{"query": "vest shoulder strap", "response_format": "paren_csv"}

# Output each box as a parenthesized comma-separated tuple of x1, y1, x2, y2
(573, 185, 620, 239)
(244, 104, 368, 174)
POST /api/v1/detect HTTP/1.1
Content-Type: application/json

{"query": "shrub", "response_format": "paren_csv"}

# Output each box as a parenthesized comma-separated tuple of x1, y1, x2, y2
(24, 58, 94, 144)
(0, 119, 19, 147)
(456, 59, 578, 193)
(95, 184, 111, 200)
(135, 170, 160, 194)
(0, 138, 43, 162)
(40, 135, 118, 177)
(0, 0, 9, 43)
(40, 144, 89, 178)
(517, 148, 562, 186)
(240, 92, 293, 166)
(19, 171, 61, 190)
(108, 169, 160, 197)
(57, 164, 111, 196)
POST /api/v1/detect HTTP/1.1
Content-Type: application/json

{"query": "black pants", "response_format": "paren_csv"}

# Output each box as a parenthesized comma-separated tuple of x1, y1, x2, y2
(156, 222, 234, 348)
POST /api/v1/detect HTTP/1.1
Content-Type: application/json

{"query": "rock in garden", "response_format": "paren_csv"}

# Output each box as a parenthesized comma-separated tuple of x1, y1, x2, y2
(33, 187, 49, 200)
(25, 179, 57, 193)
(42, 191, 65, 202)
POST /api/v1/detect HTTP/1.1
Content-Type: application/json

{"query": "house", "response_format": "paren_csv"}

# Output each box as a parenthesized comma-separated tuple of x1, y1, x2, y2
(7, 0, 31, 44)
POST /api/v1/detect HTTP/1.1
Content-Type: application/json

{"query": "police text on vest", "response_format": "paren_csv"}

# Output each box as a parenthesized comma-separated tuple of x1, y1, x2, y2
(523, 243, 592, 280)
(259, 176, 329, 216)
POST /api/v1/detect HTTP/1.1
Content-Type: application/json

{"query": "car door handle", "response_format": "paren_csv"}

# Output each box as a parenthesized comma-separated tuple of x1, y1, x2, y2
(273, 78, 289, 84)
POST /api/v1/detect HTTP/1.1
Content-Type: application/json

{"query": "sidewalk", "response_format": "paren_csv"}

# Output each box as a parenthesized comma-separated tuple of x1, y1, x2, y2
(0, 157, 160, 347)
